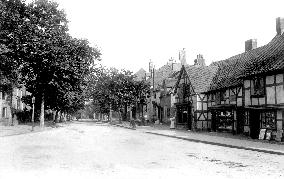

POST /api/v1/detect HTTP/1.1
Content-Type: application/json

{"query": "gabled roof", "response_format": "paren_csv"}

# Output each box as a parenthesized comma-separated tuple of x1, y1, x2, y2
(134, 68, 146, 81)
(184, 65, 218, 93)
(209, 33, 284, 91)
(147, 63, 181, 89)
(244, 35, 284, 76)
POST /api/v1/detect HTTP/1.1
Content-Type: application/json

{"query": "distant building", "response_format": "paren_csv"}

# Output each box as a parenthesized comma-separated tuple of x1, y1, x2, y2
(0, 87, 30, 125)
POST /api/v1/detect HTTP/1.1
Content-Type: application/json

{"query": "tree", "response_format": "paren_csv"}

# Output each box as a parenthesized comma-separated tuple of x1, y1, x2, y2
(89, 66, 150, 122)
(0, 0, 101, 127)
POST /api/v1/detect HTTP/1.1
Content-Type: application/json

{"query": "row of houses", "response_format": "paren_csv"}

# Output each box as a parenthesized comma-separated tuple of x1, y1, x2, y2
(0, 87, 29, 125)
(136, 17, 284, 141)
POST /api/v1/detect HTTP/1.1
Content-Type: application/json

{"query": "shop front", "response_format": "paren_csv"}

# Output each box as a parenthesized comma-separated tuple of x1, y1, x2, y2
(210, 104, 238, 134)
(175, 102, 192, 130)
(246, 107, 277, 139)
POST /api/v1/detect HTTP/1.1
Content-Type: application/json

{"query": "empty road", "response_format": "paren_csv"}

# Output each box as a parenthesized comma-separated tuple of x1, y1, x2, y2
(0, 121, 283, 179)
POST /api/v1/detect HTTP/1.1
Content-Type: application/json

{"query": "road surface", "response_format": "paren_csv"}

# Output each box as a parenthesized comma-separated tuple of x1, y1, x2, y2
(0, 121, 283, 179)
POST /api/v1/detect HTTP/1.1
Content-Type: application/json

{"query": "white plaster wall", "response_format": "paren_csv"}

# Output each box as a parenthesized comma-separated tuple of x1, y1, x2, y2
(276, 74, 283, 83)
(197, 95, 202, 102)
(203, 103, 207, 110)
(197, 101, 202, 110)
(238, 87, 242, 96)
(276, 85, 284, 104)
(251, 98, 258, 105)
(266, 75, 274, 84)
(245, 89, 251, 106)
(199, 114, 205, 120)
(237, 98, 242, 106)
(244, 80, 250, 88)
(259, 97, 265, 105)
(266, 87, 275, 104)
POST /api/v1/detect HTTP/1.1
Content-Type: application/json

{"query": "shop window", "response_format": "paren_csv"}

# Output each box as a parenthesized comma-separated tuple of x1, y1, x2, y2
(252, 77, 265, 97)
(167, 108, 170, 117)
(260, 111, 276, 129)
(217, 110, 233, 131)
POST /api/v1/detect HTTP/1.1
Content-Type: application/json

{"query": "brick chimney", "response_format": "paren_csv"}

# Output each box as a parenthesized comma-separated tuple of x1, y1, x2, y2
(245, 39, 257, 52)
(194, 54, 206, 66)
(179, 48, 187, 66)
(276, 17, 284, 35)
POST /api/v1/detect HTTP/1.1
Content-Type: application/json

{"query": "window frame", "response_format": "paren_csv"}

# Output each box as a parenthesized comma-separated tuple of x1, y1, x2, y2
(251, 77, 265, 97)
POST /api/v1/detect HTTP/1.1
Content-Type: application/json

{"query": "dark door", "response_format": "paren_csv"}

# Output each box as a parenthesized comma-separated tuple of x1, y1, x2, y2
(159, 107, 164, 123)
(249, 109, 260, 139)
(236, 108, 245, 134)
(187, 105, 192, 130)
(211, 110, 217, 132)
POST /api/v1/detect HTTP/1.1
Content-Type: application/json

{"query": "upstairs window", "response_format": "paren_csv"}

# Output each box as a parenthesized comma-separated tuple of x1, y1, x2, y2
(252, 77, 265, 96)
(220, 90, 226, 101)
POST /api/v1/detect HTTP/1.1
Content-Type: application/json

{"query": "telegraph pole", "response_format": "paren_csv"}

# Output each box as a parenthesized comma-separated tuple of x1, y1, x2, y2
(31, 96, 35, 131)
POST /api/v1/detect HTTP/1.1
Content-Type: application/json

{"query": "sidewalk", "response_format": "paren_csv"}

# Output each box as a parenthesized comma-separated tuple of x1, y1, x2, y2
(0, 121, 66, 137)
(111, 120, 284, 155)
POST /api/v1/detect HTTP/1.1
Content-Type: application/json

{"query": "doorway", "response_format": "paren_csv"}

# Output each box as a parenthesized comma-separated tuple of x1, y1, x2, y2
(249, 109, 260, 139)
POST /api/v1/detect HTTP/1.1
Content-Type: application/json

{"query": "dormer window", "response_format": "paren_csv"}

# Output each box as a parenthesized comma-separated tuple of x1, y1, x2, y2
(251, 77, 265, 97)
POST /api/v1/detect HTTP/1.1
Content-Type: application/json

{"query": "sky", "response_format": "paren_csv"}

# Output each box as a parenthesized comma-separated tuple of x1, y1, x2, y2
(53, 0, 284, 73)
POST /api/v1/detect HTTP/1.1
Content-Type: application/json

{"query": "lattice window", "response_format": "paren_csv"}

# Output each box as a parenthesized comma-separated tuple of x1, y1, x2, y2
(220, 90, 226, 101)
(252, 77, 265, 96)
(260, 111, 276, 129)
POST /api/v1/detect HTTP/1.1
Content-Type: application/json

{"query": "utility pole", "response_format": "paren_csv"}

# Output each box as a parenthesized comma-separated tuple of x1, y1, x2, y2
(31, 96, 35, 131)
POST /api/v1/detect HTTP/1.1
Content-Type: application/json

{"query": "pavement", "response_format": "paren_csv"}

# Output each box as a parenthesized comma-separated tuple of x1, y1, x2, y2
(0, 121, 67, 137)
(1, 118, 284, 156)
(109, 119, 284, 156)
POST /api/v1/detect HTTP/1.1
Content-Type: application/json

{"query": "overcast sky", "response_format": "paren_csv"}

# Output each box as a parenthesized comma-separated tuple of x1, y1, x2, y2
(54, 0, 284, 73)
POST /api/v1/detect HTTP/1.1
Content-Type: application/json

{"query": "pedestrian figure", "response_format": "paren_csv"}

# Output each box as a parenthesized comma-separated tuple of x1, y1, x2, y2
(129, 119, 136, 129)
(170, 117, 175, 129)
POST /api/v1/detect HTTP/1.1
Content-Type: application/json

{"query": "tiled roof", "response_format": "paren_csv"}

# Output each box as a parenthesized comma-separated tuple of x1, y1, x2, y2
(164, 78, 177, 88)
(134, 68, 146, 81)
(147, 63, 181, 89)
(184, 65, 218, 93)
(244, 35, 284, 76)
(209, 33, 284, 91)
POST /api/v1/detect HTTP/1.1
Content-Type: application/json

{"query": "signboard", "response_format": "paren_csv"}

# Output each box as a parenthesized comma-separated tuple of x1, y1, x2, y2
(258, 128, 266, 140)
(265, 130, 272, 140)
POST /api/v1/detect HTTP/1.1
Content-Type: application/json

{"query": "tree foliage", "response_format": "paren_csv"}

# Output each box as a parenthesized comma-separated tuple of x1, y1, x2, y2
(89, 66, 150, 119)
(0, 0, 101, 125)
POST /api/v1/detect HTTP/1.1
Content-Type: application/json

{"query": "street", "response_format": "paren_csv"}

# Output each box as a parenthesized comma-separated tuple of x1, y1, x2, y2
(0, 121, 284, 179)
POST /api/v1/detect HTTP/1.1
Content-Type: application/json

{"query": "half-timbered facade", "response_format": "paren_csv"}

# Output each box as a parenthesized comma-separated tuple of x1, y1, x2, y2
(174, 62, 218, 130)
(206, 17, 284, 140)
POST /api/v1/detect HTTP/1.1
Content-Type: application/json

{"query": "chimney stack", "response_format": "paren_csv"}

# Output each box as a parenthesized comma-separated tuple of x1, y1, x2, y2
(276, 17, 284, 35)
(245, 39, 257, 52)
(194, 54, 206, 66)
(149, 60, 153, 73)
(167, 57, 174, 70)
(179, 48, 187, 66)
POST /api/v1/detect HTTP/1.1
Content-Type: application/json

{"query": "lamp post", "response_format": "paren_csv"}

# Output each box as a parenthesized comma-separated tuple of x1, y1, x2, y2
(31, 96, 35, 131)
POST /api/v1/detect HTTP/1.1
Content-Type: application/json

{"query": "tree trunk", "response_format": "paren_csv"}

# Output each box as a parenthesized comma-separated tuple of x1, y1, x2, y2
(55, 111, 60, 123)
(53, 110, 56, 123)
(63, 112, 67, 123)
(118, 111, 122, 124)
(39, 94, 45, 128)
